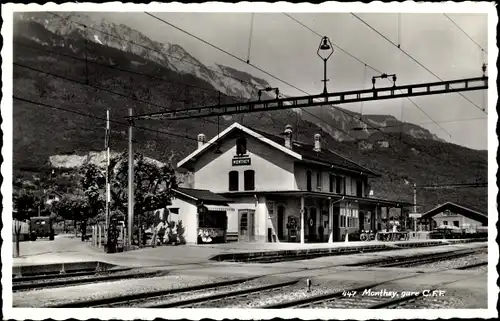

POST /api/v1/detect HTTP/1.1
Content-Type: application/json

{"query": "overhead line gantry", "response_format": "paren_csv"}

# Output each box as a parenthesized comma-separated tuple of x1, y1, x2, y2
(127, 76, 488, 121)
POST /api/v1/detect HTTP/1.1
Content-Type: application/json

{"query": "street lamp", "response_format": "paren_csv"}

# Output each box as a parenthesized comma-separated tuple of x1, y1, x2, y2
(317, 36, 334, 97)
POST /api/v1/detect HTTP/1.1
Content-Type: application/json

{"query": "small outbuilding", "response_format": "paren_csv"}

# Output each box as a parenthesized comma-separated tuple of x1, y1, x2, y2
(419, 202, 487, 232)
(165, 188, 234, 244)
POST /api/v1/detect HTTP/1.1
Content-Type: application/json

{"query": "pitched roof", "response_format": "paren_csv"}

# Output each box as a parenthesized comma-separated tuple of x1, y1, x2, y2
(421, 201, 488, 225)
(250, 128, 379, 176)
(173, 187, 233, 204)
(177, 122, 378, 177)
(177, 122, 302, 168)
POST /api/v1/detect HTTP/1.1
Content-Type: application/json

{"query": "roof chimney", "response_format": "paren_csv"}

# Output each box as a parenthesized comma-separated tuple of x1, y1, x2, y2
(284, 125, 293, 149)
(197, 133, 206, 149)
(314, 133, 321, 152)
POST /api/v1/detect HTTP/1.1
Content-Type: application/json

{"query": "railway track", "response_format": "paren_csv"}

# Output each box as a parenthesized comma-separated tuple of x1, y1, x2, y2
(22, 246, 486, 308)
(142, 279, 299, 308)
(345, 248, 484, 268)
(48, 277, 258, 307)
(260, 272, 483, 309)
(455, 261, 488, 270)
(13, 269, 165, 292)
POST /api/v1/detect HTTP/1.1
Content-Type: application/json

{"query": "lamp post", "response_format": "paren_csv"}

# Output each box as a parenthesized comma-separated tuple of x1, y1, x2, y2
(317, 36, 334, 97)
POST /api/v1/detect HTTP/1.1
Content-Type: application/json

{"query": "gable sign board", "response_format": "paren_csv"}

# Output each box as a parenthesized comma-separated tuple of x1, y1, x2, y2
(232, 158, 251, 166)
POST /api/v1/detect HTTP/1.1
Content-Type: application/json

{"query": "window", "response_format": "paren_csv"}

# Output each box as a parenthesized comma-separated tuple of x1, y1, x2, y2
(443, 221, 448, 225)
(199, 211, 226, 228)
(453, 221, 460, 227)
(336, 176, 343, 194)
(244, 170, 255, 191)
(317, 171, 322, 190)
(356, 179, 363, 197)
(340, 212, 344, 228)
(168, 208, 179, 215)
(306, 170, 312, 191)
(236, 137, 247, 155)
(329, 174, 335, 193)
(229, 171, 239, 191)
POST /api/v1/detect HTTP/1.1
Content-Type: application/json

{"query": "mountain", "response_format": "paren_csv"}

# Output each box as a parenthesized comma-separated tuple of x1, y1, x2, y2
(14, 11, 448, 143)
(14, 12, 272, 100)
(12, 12, 488, 213)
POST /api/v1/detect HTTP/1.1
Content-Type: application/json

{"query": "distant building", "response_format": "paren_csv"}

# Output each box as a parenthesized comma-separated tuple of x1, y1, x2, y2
(419, 202, 487, 232)
(177, 122, 411, 244)
(33, 189, 63, 206)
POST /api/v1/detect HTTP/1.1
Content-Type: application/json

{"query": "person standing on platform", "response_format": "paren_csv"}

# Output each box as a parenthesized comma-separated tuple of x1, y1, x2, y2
(155, 219, 167, 245)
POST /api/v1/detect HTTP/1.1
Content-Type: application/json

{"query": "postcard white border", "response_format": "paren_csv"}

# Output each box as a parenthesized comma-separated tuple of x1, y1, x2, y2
(2, 1, 498, 320)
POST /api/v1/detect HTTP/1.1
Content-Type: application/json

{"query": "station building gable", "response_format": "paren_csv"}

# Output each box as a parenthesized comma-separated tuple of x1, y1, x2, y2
(421, 202, 488, 229)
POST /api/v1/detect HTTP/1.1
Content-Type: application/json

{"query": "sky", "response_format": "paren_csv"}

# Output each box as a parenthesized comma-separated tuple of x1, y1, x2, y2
(95, 11, 490, 150)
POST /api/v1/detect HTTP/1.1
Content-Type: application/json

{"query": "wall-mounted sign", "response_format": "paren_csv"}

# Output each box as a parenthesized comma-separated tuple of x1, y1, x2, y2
(409, 213, 422, 218)
(232, 157, 251, 166)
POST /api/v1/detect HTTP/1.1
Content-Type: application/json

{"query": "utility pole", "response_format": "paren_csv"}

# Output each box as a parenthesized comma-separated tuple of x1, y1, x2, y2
(413, 183, 417, 232)
(104, 109, 111, 251)
(105, 109, 111, 241)
(127, 108, 134, 249)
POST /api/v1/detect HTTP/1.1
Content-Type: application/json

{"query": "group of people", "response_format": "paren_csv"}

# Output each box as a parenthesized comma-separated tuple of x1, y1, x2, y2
(149, 219, 180, 246)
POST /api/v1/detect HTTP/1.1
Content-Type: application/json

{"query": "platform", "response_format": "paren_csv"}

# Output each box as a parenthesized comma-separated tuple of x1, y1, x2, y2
(11, 234, 487, 269)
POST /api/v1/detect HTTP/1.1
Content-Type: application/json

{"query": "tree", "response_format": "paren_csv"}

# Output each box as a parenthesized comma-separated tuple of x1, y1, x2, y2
(13, 190, 42, 221)
(79, 163, 106, 238)
(52, 192, 91, 238)
(109, 152, 177, 229)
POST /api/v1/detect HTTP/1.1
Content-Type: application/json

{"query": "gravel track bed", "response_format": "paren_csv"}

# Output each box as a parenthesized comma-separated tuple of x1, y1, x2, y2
(112, 278, 280, 307)
(222, 281, 362, 308)
(13, 275, 234, 307)
(407, 251, 488, 270)
(221, 280, 463, 309)
(393, 296, 456, 309)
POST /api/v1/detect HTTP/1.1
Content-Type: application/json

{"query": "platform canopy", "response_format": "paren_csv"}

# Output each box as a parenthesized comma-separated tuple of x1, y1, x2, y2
(421, 202, 488, 226)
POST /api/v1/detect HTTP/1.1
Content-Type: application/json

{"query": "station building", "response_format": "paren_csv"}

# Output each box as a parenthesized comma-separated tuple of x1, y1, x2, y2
(175, 122, 411, 244)
(419, 202, 488, 232)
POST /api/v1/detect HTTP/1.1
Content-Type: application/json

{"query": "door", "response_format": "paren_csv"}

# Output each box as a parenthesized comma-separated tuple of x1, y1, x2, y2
(238, 209, 256, 242)
(332, 206, 340, 241)
(359, 211, 365, 231)
(277, 206, 285, 240)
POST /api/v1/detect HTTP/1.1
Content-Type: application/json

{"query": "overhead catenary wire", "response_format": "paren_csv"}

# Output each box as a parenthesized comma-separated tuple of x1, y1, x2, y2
(12, 95, 289, 154)
(145, 12, 485, 180)
(45, 12, 364, 143)
(13, 61, 239, 141)
(47, 12, 262, 95)
(17, 13, 485, 185)
(282, 13, 455, 141)
(246, 13, 255, 64)
(14, 39, 243, 101)
(282, 14, 469, 151)
(350, 12, 487, 116)
(443, 13, 488, 55)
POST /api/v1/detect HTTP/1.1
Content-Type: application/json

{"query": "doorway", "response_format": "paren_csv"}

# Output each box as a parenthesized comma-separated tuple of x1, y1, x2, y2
(332, 206, 340, 241)
(238, 209, 255, 242)
(277, 205, 285, 240)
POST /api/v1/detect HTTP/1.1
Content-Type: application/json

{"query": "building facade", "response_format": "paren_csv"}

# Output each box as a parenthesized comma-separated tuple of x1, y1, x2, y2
(419, 202, 487, 232)
(177, 123, 411, 243)
(158, 188, 234, 244)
